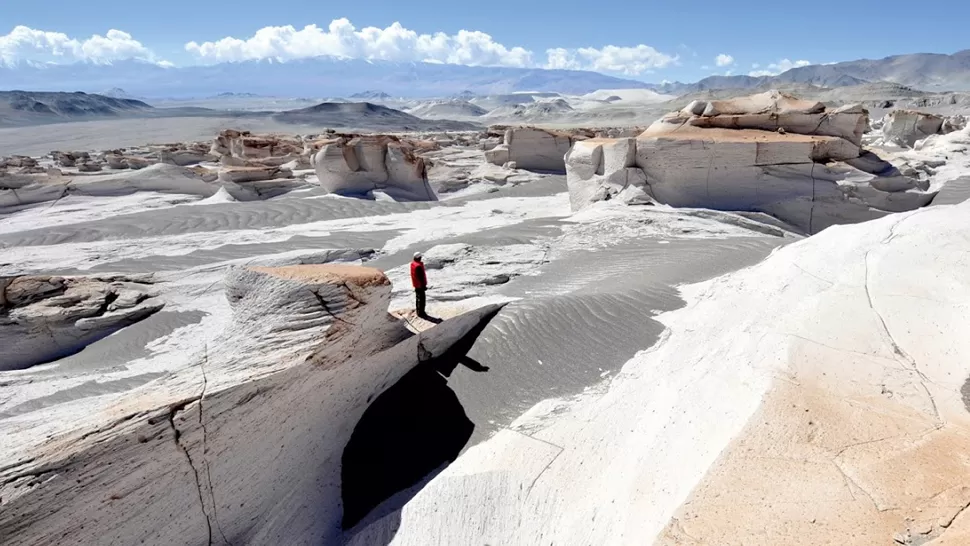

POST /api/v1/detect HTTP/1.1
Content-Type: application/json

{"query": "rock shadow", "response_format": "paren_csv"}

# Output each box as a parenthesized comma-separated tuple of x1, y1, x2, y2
(339, 308, 499, 533)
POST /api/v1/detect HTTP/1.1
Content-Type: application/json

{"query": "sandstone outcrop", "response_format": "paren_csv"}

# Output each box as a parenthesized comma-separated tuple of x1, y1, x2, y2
(566, 91, 937, 233)
(312, 135, 437, 201)
(0, 264, 503, 544)
(883, 109, 945, 147)
(0, 274, 163, 371)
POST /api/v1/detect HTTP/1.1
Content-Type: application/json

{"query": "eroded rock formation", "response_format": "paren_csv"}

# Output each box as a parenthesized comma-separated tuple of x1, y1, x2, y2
(312, 135, 437, 201)
(566, 91, 938, 234)
(0, 274, 163, 371)
(0, 264, 503, 544)
(485, 127, 579, 172)
(883, 109, 945, 147)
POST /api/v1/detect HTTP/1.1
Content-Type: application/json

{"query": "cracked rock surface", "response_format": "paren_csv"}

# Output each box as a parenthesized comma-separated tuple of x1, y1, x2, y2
(565, 90, 938, 234)
(349, 199, 970, 546)
(0, 264, 505, 545)
(0, 274, 163, 371)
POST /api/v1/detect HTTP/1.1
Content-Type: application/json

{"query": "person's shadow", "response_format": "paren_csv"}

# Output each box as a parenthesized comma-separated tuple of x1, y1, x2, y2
(340, 308, 497, 533)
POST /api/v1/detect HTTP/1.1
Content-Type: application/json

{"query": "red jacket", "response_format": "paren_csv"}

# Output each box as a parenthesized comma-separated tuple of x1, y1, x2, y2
(410, 260, 427, 289)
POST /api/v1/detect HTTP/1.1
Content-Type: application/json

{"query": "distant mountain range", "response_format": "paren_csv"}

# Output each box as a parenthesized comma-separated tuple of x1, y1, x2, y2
(0, 90, 482, 130)
(0, 58, 650, 98)
(652, 50, 970, 94)
(1, 49, 968, 103)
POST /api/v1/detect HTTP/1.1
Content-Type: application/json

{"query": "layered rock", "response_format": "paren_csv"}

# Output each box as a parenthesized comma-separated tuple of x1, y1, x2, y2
(566, 91, 938, 233)
(159, 148, 217, 167)
(485, 127, 579, 172)
(312, 135, 437, 201)
(883, 109, 945, 147)
(211, 129, 304, 160)
(0, 264, 503, 545)
(0, 275, 163, 371)
(0, 164, 232, 210)
(565, 138, 650, 209)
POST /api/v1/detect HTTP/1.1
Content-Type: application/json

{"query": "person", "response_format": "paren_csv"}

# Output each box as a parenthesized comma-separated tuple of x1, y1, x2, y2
(410, 252, 428, 318)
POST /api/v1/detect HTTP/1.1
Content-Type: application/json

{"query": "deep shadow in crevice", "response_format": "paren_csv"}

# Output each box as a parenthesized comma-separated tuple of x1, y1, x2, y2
(339, 308, 500, 532)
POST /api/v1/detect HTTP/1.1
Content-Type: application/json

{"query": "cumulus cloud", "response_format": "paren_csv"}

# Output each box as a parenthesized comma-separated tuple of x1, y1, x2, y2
(715, 54, 734, 67)
(186, 19, 676, 75)
(749, 58, 811, 77)
(545, 45, 675, 75)
(0, 26, 159, 65)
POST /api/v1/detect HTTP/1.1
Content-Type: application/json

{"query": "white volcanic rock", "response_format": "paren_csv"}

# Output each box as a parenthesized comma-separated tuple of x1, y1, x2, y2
(212, 130, 304, 160)
(76, 161, 102, 172)
(635, 124, 934, 233)
(0, 264, 504, 545)
(883, 109, 945, 147)
(312, 135, 437, 201)
(217, 166, 293, 184)
(485, 127, 577, 172)
(0, 164, 233, 210)
(942, 114, 968, 134)
(353, 199, 970, 546)
(0, 274, 163, 371)
(566, 138, 650, 210)
(159, 149, 217, 166)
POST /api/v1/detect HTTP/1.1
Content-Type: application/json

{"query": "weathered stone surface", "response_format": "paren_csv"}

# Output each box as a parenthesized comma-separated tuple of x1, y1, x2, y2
(0, 275, 163, 371)
(76, 161, 102, 172)
(217, 166, 293, 184)
(634, 124, 933, 233)
(105, 155, 129, 170)
(485, 127, 575, 172)
(0, 263, 503, 545)
(883, 109, 945, 147)
(663, 91, 868, 147)
(312, 135, 436, 201)
(566, 138, 650, 210)
(159, 149, 216, 167)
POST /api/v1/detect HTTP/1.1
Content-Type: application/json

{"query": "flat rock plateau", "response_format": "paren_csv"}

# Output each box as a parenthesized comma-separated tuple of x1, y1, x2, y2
(2, 85, 970, 546)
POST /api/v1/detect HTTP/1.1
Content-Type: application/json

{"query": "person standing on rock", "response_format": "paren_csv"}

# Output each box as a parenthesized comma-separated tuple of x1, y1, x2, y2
(410, 252, 429, 319)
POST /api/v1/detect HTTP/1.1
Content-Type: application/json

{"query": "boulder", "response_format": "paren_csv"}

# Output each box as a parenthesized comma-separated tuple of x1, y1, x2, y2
(882, 109, 945, 147)
(217, 166, 293, 184)
(105, 155, 129, 170)
(312, 135, 437, 201)
(125, 157, 153, 170)
(159, 149, 216, 166)
(0, 263, 504, 545)
(0, 275, 163, 371)
(566, 138, 650, 210)
(942, 114, 968, 134)
(76, 161, 102, 172)
(485, 127, 575, 172)
(54, 152, 77, 167)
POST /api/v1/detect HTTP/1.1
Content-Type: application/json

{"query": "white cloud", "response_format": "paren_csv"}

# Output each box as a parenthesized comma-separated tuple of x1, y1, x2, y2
(749, 58, 811, 77)
(0, 26, 160, 65)
(715, 53, 734, 67)
(545, 45, 675, 75)
(751, 63, 760, 68)
(185, 19, 676, 75)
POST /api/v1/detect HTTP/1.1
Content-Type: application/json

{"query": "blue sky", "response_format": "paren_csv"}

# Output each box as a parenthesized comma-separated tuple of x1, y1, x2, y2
(1, 0, 967, 82)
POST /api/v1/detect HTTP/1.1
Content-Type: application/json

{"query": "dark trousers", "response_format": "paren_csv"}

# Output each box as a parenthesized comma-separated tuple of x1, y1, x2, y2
(414, 288, 427, 317)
